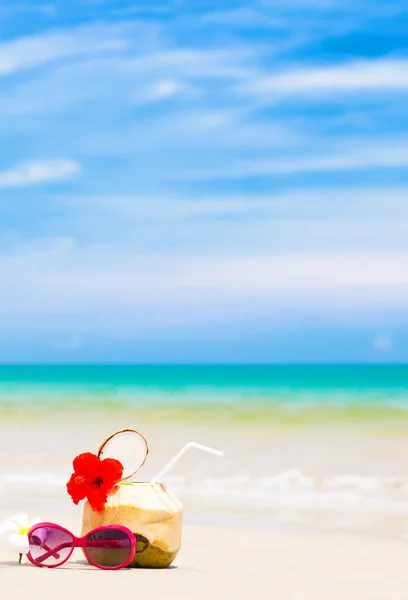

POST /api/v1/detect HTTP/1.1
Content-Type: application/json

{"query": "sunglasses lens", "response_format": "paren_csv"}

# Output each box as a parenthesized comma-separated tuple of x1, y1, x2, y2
(28, 526, 74, 567)
(85, 529, 133, 568)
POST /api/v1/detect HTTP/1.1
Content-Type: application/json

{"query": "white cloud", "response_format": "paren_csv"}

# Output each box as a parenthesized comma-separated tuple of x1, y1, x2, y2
(0, 23, 131, 76)
(73, 109, 301, 159)
(1, 243, 408, 298)
(0, 159, 80, 188)
(184, 139, 408, 179)
(243, 59, 408, 98)
(60, 186, 408, 221)
(0, 44, 254, 115)
(203, 1, 348, 27)
(0, 242, 407, 334)
(146, 79, 182, 99)
(119, 48, 255, 79)
(0, 3, 56, 18)
(133, 79, 185, 104)
(179, 252, 408, 291)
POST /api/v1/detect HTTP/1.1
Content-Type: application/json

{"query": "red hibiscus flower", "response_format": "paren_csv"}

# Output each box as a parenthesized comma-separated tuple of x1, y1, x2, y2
(66, 452, 123, 512)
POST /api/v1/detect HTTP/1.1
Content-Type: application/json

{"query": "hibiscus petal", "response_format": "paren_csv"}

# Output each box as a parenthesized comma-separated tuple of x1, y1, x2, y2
(86, 487, 109, 512)
(99, 458, 123, 487)
(66, 473, 88, 504)
(8, 533, 29, 553)
(72, 452, 100, 477)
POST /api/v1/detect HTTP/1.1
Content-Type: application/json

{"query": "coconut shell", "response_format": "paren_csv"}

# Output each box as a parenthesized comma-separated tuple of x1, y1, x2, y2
(81, 482, 183, 568)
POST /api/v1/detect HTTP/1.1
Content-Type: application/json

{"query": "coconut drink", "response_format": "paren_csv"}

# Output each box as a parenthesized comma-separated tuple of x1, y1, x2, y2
(81, 481, 182, 568)
(77, 429, 182, 568)
(66, 428, 222, 569)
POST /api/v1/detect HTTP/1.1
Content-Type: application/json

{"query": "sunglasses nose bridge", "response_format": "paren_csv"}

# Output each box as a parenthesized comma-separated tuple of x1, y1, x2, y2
(75, 535, 86, 549)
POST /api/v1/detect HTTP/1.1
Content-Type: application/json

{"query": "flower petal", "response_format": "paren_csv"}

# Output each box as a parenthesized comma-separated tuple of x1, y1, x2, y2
(8, 533, 29, 553)
(29, 517, 43, 528)
(100, 458, 123, 487)
(72, 452, 100, 477)
(67, 473, 88, 505)
(10, 513, 29, 528)
(87, 487, 109, 512)
(0, 520, 17, 536)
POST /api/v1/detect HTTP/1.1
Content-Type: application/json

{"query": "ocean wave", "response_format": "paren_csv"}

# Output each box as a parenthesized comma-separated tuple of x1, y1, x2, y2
(2, 468, 408, 512)
(3, 467, 408, 537)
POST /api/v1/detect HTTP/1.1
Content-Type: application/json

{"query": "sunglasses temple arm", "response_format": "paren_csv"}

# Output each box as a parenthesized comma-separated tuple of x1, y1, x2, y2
(35, 542, 70, 563)
(36, 538, 132, 563)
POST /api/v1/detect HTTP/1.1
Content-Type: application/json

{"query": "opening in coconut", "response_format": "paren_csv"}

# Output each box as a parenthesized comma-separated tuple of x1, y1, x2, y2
(97, 428, 149, 480)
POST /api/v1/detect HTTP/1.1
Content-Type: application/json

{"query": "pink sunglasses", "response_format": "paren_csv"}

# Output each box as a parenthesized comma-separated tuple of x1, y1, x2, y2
(27, 522, 136, 570)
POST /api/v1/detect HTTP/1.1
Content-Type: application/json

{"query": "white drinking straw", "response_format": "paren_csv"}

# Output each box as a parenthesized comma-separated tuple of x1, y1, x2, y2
(150, 442, 223, 483)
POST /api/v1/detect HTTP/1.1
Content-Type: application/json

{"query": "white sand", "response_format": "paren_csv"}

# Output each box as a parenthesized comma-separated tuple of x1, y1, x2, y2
(1, 520, 408, 599)
(1, 419, 408, 598)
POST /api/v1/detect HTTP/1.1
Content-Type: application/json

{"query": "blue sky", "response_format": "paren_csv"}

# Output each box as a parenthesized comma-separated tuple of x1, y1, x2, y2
(0, 0, 408, 363)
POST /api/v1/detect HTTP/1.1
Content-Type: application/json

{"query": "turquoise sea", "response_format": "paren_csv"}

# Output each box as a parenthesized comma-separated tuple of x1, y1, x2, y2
(0, 364, 407, 424)
(1, 365, 408, 536)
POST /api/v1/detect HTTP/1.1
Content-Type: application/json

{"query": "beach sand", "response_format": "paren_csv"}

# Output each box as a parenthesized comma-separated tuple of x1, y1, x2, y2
(1, 518, 408, 599)
(2, 411, 408, 598)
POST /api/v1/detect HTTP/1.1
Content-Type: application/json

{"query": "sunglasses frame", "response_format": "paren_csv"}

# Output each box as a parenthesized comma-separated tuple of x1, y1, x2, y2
(27, 522, 136, 570)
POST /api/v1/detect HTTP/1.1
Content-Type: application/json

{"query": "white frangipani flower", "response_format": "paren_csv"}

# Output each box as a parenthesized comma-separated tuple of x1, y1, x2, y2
(0, 513, 42, 562)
